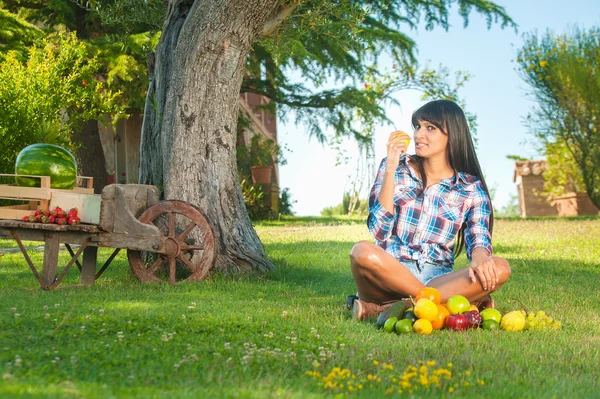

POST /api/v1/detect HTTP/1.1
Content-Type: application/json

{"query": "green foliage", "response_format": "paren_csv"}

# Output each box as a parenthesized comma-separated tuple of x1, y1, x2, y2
(0, 31, 122, 174)
(321, 192, 368, 217)
(1, 1, 157, 113)
(249, 133, 285, 167)
(0, 8, 42, 62)
(542, 141, 586, 198)
(239, 176, 267, 220)
(517, 27, 600, 208)
(278, 187, 296, 216)
(91, 32, 160, 110)
(75, 0, 515, 145)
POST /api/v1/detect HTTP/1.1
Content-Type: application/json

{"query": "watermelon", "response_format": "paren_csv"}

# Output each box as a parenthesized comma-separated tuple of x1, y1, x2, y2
(15, 144, 77, 189)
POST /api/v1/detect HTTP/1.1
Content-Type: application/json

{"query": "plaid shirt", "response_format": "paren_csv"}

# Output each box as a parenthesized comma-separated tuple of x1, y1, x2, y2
(367, 155, 493, 266)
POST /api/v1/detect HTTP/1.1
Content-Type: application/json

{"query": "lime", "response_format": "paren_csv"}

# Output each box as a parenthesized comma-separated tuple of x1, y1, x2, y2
(403, 311, 417, 324)
(394, 319, 413, 334)
(383, 317, 398, 333)
(480, 308, 502, 324)
(481, 319, 500, 330)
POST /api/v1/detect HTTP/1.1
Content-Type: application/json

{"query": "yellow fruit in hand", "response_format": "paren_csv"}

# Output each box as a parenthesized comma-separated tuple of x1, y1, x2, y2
(393, 132, 411, 148)
(501, 311, 526, 332)
(413, 319, 433, 335)
(414, 298, 438, 322)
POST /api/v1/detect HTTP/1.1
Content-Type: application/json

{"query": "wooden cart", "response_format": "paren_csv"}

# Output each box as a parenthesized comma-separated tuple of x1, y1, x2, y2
(0, 176, 216, 289)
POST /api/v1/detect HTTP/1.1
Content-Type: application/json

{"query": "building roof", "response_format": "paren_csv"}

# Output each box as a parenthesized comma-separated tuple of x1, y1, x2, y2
(513, 160, 547, 182)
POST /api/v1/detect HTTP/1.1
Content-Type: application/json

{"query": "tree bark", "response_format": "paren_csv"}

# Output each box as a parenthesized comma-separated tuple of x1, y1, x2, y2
(139, 0, 280, 274)
(73, 119, 107, 193)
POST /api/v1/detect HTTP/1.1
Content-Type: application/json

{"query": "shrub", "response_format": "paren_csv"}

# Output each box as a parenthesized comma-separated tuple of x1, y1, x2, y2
(0, 31, 122, 174)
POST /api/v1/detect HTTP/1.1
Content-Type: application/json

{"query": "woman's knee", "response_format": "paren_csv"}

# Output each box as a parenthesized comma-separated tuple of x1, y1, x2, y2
(350, 241, 381, 271)
(492, 256, 512, 283)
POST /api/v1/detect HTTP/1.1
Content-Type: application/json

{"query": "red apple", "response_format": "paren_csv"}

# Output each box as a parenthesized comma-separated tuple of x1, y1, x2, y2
(446, 314, 468, 331)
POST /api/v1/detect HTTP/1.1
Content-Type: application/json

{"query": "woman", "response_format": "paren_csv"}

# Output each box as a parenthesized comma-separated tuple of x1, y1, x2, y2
(350, 100, 511, 320)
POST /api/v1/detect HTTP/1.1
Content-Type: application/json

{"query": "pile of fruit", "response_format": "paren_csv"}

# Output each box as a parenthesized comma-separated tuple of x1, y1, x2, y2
(377, 288, 561, 335)
(21, 207, 81, 225)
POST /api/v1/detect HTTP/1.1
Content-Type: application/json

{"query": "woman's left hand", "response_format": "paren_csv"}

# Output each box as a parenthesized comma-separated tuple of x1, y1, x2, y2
(468, 254, 498, 291)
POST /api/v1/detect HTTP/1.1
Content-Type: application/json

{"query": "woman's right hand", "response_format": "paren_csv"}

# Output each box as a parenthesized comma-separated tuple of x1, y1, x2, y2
(386, 131, 411, 169)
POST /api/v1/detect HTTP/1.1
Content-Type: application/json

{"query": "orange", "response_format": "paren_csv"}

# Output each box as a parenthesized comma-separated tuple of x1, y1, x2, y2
(431, 304, 450, 330)
(413, 298, 438, 322)
(413, 319, 433, 335)
(415, 287, 441, 305)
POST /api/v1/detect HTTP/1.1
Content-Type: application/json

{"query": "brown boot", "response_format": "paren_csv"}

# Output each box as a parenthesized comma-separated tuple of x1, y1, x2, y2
(352, 298, 412, 321)
(474, 295, 495, 311)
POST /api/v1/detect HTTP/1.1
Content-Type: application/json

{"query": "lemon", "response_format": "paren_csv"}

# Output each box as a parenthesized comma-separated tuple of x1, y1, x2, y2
(413, 319, 433, 335)
(501, 311, 526, 332)
(414, 298, 438, 322)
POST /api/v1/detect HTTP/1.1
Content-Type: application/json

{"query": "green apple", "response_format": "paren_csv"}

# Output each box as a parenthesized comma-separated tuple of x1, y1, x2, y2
(446, 295, 470, 315)
(480, 308, 502, 324)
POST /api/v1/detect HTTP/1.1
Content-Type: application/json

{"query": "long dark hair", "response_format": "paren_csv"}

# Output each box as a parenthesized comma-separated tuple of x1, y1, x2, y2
(411, 99, 494, 257)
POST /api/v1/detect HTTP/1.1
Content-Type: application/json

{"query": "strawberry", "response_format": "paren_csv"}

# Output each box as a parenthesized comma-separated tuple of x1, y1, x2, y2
(68, 216, 81, 225)
(52, 207, 64, 217)
(34, 209, 42, 217)
(28, 216, 36, 223)
(40, 215, 49, 224)
(67, 208, 78, 219)
(48, 215, 56, 224)
(22, 215, 30, 222)
(56, 217, 67, 225)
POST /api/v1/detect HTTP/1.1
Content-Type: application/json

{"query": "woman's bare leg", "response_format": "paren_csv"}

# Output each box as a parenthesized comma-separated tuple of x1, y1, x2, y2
(427, 257, 512, 303)
(350, 241, 426, 304)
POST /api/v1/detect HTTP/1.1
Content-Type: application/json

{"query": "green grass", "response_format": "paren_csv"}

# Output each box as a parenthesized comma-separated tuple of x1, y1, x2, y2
(1, 218, 599, 398)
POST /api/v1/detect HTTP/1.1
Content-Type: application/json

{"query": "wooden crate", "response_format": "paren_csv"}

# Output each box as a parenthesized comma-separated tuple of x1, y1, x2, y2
(0, 174, 100, 223)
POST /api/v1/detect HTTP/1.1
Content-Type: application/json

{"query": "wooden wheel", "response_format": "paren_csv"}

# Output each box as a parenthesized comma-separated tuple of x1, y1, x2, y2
(127, 200, 216, 283)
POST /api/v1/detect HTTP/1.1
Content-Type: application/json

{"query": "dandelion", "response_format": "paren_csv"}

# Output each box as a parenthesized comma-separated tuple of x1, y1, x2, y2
(181, 314, 186, 319)
(14, 314, 20, 318)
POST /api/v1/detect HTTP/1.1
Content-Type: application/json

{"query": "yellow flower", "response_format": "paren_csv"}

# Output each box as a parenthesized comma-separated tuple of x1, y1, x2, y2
(447, 363, 453, 368)
(449, 387, 454, 393)
(465, 370, 471, 376)
(427, 360, 436, 366)
(373, 360, 379, 366)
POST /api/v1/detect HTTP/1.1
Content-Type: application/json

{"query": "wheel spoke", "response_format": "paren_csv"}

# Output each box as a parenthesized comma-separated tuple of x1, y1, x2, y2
(168, 212, 175, 237)
(180, 243, 204, 251)
(168, 257, 176, 284)
(178, 254, 196, 273)
(147, 257, 165, 275)
(177, 221, 197, 240)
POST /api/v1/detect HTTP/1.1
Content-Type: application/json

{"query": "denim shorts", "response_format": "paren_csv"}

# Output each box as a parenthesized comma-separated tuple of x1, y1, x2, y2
(401, 260, 453, 285)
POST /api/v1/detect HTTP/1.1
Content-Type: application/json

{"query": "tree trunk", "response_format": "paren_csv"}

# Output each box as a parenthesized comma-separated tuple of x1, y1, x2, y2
(73, 119, 107, 193)
(139, 0, 280, 274)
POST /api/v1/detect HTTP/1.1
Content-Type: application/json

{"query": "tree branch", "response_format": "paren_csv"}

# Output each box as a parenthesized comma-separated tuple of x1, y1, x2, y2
(261, 3, 296, 36)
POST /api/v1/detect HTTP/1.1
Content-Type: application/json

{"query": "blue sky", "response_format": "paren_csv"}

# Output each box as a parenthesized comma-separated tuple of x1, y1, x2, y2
(278, 0, 600, 216)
